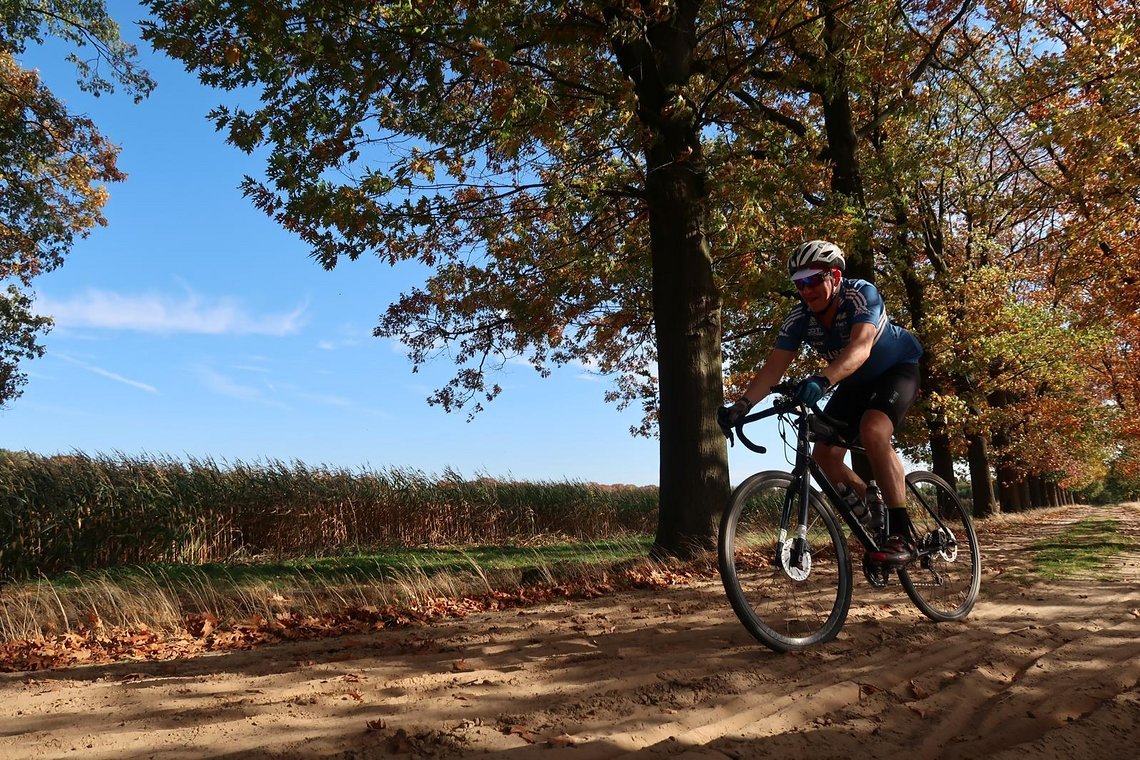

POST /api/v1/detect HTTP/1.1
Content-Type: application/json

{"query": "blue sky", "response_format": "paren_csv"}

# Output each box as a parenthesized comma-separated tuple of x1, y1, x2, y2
(1, 1, 783, 486)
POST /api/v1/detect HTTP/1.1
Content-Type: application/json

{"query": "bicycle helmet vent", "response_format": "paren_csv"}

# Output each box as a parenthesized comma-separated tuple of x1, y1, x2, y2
(788, 240, 846, 276)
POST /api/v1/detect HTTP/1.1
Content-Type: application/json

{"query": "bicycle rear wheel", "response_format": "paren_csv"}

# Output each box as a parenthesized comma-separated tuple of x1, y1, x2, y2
(898, 470, 981, 622)
(718, 470, 852, 652)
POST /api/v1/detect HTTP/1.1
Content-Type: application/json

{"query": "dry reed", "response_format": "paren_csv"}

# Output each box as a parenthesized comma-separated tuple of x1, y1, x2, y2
(0, 450, 657, 578)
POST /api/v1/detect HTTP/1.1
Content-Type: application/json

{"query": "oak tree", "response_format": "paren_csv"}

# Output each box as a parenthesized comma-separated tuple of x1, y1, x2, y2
(143, 0, 755, 554)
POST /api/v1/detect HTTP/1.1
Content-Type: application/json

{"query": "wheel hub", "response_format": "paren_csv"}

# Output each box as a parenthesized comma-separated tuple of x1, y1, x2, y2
(779, 541, 812, 581)
(921, 528, 958, 562)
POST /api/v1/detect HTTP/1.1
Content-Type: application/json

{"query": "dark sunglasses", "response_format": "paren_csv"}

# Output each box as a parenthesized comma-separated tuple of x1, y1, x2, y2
(794, 271, 833, 289)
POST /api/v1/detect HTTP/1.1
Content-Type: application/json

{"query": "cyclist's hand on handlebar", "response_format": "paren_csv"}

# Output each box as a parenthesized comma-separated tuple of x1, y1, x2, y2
(717, 398, 752, 436)
(792, 375, 831, 406)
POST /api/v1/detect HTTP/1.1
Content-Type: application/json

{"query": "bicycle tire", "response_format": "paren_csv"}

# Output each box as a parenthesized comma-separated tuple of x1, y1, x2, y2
(718, 470, 852, 652)
(898, 470, 981, 622)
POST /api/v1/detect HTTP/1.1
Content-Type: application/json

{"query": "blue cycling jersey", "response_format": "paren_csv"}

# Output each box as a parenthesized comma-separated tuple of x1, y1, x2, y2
(774, 278, 923, 385)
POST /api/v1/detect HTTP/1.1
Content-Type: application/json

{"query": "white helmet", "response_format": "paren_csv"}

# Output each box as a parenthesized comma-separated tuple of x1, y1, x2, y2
(788, 240, 846, 276)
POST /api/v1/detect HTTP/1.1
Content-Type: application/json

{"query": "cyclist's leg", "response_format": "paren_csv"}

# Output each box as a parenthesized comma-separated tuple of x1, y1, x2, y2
(859, 364, 921, 557)
(816, 384, 868, 495)
(811, 440, 854, 491)
(860, 410, 906, 506)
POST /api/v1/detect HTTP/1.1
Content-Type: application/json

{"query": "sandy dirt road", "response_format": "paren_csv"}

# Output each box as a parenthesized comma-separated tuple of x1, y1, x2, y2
(2, 504, 1139, 759)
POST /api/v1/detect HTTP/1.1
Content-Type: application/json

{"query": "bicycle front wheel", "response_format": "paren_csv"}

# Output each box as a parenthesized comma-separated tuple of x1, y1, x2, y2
(718, 470, 852, 652)
(898, 471, 981, 622)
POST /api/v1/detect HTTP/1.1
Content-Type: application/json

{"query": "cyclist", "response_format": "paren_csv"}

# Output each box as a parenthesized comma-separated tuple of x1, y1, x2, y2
(718, 240, 924, 565)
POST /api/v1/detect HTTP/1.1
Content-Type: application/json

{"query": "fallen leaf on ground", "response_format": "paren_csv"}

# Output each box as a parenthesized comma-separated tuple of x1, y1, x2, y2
(506, 725, 541, 744)
(549, 733, 578, 747)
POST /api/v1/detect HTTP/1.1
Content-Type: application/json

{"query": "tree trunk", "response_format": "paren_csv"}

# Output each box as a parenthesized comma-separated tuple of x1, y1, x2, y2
(646, 162, 730, 555)
(612, 1, 730, 556)
(966, 432, 998, 518)
(1019, 479, 1032, 511)
(909, 341, 957, 487)
(928, 423, 957, 489)
(818, 1, 872, 280)
(997, 464, 1024, 512)
(1028, 475, 1045, 509)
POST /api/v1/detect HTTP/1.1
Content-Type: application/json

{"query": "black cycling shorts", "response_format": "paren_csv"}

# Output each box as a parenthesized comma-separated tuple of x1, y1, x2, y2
(822, 362, 920, 438)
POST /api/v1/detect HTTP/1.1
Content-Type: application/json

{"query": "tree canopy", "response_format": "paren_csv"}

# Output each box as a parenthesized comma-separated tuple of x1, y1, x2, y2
(0, 0, 153, 406)
(142, 0, 1140, 520)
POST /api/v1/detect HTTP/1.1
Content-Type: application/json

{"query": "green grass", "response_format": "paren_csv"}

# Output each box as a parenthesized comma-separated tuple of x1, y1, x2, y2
(1030, 519, 1136, 579)
(0, 537, 660, 642)
(59, 537, 656, 587)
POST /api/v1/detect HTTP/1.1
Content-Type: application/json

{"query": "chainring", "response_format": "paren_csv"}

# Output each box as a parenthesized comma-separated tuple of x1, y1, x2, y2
(862, 553, 892, 588)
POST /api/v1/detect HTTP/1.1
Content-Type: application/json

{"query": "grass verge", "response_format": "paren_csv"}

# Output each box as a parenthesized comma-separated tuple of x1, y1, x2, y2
(0, 536, 712, 673)
(1030, 518, 1136, 580)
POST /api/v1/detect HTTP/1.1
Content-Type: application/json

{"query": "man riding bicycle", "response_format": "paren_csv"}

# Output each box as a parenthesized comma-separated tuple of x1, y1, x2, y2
(719, 240, 924, 565)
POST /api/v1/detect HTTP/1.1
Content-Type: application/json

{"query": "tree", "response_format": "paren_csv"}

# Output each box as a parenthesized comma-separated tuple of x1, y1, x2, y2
(139, 0, 987, 550)
(142, 0, 749, 554)
(141, 0, 1136, 546)
(943, 0, 1140, 506)
(0, 285, 50, 402)
(0, 0, 153, 406)
(718, 0, 985, 490)
(827, 0, 1140, 512)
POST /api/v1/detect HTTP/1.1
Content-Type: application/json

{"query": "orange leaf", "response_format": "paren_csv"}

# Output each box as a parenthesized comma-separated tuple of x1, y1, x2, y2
(507, 725, 540, 744)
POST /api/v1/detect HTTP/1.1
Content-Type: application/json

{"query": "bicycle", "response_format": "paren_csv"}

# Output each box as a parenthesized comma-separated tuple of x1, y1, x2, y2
(718, 381, 981, 652)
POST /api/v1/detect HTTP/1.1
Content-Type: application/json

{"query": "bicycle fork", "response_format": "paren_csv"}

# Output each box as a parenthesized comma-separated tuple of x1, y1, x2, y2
(776, 432, 815, 576)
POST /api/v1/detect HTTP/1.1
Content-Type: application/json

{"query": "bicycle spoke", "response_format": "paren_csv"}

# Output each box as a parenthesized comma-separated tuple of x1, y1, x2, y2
(898, 471, 981, 622)
(719, 471, 851, 651)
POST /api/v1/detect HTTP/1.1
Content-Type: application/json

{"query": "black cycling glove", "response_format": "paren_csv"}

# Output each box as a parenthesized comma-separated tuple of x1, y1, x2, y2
(717, 397, 753, 435)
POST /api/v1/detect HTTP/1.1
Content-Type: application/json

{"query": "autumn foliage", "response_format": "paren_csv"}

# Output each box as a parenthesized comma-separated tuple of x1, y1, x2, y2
(1, 1, 153, 406)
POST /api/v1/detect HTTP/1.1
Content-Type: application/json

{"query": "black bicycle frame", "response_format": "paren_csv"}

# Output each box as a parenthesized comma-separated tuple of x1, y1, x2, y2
(730, 385, 970, 579)
(736, 400, 882, 562)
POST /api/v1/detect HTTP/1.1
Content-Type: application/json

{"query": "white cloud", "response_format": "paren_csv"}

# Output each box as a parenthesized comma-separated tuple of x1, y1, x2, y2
(197, 366, 287, 407)
(299, 392, 352, 407)
(38, 288, 308, 336)
(55, 353, 159, 394)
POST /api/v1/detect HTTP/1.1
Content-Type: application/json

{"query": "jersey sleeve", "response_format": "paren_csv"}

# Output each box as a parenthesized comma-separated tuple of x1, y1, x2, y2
(851, 280, 887, 328)
(774, 306, 807, 351)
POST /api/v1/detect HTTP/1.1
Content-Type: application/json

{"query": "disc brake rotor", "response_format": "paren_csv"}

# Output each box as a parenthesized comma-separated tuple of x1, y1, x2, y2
(924, 528, 958, 562)
(779, 541, 812, 582)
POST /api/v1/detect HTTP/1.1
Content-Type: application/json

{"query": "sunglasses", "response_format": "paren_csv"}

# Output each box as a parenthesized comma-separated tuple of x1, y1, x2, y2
(794, 271, 833, 289)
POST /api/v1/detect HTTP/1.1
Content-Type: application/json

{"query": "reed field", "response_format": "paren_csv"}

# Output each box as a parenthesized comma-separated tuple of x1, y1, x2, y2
(0, 449, 658, 579)
(0, 450, 662, 645)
